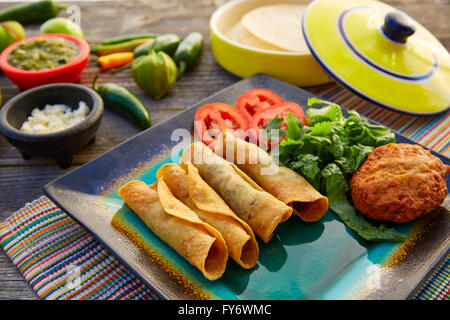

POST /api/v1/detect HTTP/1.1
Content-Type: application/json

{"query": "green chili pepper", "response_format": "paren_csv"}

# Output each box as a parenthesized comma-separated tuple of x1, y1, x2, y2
(0, 0, 66, 24)
(111, 62, 132, 73)
(152, 33, 181, 56)
(134, 34, 181, 59)
(100, 33, 159, 45)
(133, 40, 154, 59)
(92, 38, 154, 56)
(112, 33, 180, 73)
(92, 76, 151, 130)
(173, 32, 203, 79)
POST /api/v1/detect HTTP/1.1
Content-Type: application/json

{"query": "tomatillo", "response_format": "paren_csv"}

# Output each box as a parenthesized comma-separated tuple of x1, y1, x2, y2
(39, 17, 84, 39)
(0, 20, 25, 52)
(132, 50, 177, 100)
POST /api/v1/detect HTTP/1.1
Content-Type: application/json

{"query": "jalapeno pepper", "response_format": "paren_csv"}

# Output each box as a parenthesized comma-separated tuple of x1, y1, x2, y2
(133, 34, 181, 59)
(92, 38, 154, 56)
(0, 0, 66, 24)
(92, 76, 151, 130)
(173, 32, 203, 79)
(100, 33, 159, 46)
(133, 39, 154, 59)
(152, 33, 181, 57)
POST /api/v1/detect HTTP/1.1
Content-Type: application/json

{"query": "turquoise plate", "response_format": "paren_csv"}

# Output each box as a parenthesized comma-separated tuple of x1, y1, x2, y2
(44, 74, 449, 300)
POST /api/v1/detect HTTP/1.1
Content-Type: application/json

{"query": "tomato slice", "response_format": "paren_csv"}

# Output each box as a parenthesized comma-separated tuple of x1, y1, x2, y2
(236, 88, 284, 122)
(194, 102, 248, 146)
(248, 102, 307, 147)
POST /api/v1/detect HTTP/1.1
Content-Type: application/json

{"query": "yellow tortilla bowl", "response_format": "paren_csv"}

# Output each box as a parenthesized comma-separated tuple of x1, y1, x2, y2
(210, 0, 331, 86)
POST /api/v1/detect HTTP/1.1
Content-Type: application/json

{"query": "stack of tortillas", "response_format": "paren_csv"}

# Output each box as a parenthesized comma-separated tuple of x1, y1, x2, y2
(227, 4, 309, 53)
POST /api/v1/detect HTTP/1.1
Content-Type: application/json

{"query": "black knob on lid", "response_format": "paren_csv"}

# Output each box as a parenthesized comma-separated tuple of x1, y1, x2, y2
(382, 11, 416, 43)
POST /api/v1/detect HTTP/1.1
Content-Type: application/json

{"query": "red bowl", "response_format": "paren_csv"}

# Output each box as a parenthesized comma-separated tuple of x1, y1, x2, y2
(0, 33, 90, 91)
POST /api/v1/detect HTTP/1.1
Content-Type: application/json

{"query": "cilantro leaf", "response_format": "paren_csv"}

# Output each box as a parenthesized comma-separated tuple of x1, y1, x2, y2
(311, 121, 333, 136)
(289, 154, 322, 190)
(285, 112, 303, 140)
(262, 114, 283, 131)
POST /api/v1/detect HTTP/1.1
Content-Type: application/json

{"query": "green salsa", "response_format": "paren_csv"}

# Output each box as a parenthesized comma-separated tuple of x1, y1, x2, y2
(8, 37, 80, 70)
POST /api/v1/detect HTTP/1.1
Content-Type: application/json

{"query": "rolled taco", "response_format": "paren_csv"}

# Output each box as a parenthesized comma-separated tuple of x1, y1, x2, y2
(156, 163, 259, 269)
(214, 130, 328, 222)
(118, 180, 228, 280)
(180, 142, 292, 243)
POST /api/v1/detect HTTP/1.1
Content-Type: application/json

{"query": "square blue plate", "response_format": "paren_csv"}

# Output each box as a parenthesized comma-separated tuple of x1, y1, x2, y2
(44, 74, 449, 300)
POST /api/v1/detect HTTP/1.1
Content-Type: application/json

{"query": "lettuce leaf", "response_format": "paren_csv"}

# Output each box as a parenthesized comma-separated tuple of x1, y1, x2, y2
(344, 110, 396, 147)
(330, 201, 408, 242)
(321, 163, 407, 242)
(307, 97, 344, 125)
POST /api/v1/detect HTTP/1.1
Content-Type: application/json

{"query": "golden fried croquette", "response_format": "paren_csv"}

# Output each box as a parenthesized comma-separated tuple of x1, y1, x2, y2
(350, 143, 449, 223)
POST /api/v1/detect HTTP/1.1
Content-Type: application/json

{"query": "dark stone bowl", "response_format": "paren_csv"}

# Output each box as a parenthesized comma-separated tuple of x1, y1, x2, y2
(0, 83, 104, 168)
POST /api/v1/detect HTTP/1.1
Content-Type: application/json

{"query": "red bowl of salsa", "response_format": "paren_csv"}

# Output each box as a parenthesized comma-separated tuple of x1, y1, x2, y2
(0, 33, 90, 91)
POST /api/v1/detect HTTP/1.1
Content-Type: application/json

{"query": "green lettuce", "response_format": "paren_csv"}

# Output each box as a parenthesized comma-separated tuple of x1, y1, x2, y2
(321, 163, 407, 242)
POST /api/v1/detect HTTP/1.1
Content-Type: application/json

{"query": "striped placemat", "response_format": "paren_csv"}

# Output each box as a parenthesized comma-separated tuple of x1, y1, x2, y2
(0, 83, 449, 300)
(413, 254, 450, 300)
(0, 196, 158, 300)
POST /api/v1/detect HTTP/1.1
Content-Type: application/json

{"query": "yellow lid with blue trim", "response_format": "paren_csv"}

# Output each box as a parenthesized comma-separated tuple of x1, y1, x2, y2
(302, 0, 450, 115)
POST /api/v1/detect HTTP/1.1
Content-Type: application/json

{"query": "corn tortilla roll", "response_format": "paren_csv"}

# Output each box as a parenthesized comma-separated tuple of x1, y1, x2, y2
(180, 142, 292, 243)
(214, 130, 329, 222)
(118, 180, 228, 280)
(156, 163, 259, 269)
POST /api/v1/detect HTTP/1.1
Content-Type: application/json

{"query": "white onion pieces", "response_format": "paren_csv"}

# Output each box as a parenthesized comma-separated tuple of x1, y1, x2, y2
(20, 101, 89, 134)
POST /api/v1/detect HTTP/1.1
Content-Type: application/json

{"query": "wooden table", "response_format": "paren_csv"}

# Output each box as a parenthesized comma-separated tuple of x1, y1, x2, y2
(0, 0, 448, 300)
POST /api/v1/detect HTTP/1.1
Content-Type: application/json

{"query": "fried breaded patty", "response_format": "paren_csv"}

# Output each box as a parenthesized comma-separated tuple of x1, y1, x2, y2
(350, 143, 449, 223)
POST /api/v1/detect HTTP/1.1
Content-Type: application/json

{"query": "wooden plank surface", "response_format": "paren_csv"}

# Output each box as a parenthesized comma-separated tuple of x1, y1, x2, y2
(0, 0, 449, 300)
